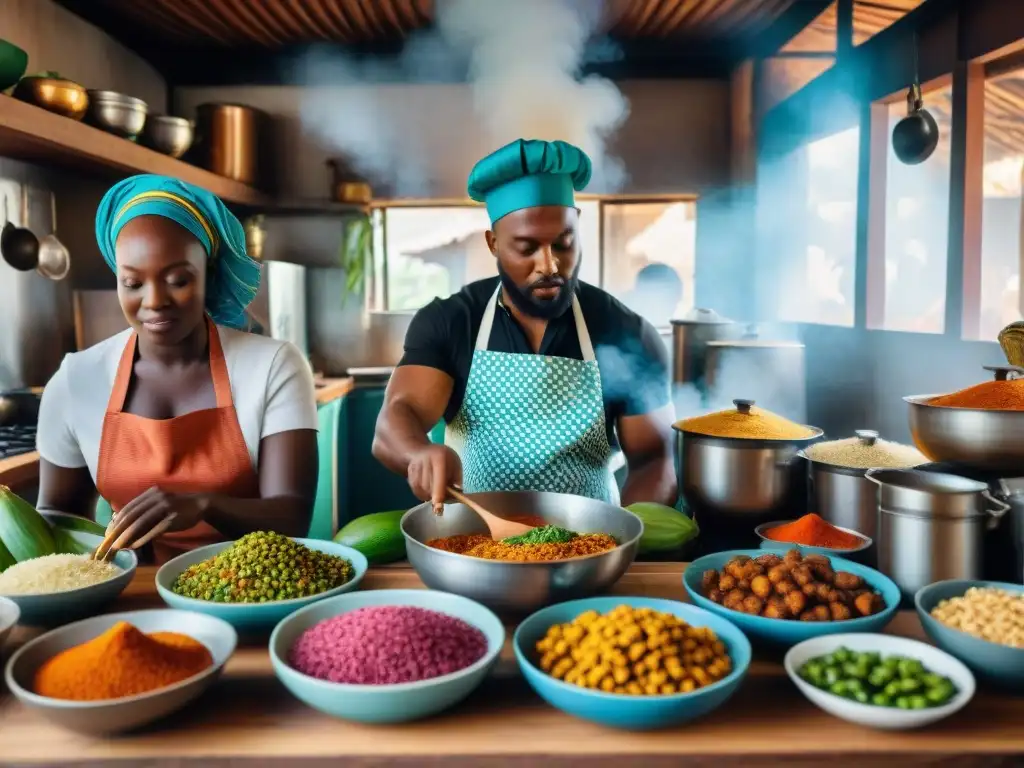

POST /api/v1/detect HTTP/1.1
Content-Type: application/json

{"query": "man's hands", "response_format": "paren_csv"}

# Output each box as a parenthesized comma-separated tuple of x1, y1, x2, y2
(407, 444, 463, 509)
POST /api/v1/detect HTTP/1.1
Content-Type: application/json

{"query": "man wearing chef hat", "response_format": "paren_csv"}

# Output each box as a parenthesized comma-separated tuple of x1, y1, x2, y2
(373, 138, 677, 509)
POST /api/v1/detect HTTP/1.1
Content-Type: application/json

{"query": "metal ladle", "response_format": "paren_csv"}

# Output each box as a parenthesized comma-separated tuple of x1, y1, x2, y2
(0, 188, 40, 271)
(36, 192, 70, 281)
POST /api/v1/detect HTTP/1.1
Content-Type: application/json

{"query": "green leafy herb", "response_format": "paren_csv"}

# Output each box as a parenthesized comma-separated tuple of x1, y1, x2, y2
(503, 525, 578, 546)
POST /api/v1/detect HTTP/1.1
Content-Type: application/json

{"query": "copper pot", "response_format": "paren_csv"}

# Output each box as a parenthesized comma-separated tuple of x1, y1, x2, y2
(327, 158, 372, 204)
(192, 103, 266, 187)
(14, 76, 88, 120)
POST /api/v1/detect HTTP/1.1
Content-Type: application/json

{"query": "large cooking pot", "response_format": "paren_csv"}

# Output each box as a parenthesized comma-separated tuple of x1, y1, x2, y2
(192, 103, 267, 188)
(906, 366, 1024, 473)
(868, 468, 1009, 602)
(802, 430, 887, 566)
(669, 308, 738, 391)
(674, 399, 822, 549)
(401, 490, 642, 614)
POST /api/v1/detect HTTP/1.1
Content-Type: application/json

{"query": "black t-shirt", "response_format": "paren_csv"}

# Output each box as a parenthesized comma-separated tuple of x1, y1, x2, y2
(397, 277, 671, 447)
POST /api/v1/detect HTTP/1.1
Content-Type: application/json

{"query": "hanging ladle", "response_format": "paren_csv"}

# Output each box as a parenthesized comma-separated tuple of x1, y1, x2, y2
(0, 188, 40, 271)
(37, 191, 70, 281)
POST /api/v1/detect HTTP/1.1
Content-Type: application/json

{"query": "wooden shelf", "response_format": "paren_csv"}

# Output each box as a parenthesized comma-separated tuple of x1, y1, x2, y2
(0, 95, 270, 207)
(263, 199, 369, 217)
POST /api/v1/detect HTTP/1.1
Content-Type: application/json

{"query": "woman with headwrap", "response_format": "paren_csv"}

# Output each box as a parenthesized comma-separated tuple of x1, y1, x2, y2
(35, 175, 319, 563)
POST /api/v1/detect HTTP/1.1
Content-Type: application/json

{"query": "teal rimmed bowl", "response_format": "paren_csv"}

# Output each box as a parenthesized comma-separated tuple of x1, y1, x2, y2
(683, 550, 899, 649)
(916, 579, 1024, 691)
(514, 596, 751, 730)
(156, 538, 367, 631)
(269, 589, 505, 723)
(0, 531, 137, 627)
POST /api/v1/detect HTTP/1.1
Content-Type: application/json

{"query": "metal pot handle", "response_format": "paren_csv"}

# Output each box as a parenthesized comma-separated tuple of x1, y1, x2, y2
(982, 490, 1010, 530)
(864, 468, 882, 486)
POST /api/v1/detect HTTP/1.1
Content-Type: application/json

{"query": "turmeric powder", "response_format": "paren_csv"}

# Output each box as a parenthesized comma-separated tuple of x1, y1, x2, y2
(678, 402, 815, 440)
(33, 621, 213, 701)
(928, 379, 1024, 410)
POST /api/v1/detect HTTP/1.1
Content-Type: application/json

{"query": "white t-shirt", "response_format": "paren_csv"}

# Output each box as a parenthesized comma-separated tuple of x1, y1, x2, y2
(37, 325, 319, 479)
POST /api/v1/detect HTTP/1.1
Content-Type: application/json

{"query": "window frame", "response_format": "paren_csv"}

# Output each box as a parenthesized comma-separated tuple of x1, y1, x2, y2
(366, 194, 698, 314)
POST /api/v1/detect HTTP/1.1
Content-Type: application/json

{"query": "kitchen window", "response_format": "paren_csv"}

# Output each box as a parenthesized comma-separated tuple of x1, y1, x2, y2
(368, 198, 692, 328)
(758, 126, 859, 327)
(868, 83, 953, 334)
(975, 63, 1024, 341)
(601, 200, 697, 328)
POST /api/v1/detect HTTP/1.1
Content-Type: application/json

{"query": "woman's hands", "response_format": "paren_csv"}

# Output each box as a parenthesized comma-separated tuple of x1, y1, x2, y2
(105, 487, 208, 551)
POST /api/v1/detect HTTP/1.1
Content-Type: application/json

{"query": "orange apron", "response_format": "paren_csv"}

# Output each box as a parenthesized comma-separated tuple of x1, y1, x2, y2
(96, 318, 259, 564)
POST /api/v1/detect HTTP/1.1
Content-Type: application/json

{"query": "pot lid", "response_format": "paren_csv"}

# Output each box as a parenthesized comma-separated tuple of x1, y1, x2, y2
(671, 308, 733, 325)
(706, 340, 805, 348)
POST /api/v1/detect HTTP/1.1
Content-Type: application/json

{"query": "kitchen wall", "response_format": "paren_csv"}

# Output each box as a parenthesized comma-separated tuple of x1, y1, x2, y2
(0, 0, 166, 388)
(175, 80, 731, 372)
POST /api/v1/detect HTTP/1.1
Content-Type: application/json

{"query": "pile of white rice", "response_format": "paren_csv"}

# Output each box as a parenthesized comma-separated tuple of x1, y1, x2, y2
(0, 554, 121, 595)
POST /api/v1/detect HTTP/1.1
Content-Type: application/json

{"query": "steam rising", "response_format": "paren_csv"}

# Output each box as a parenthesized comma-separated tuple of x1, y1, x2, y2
(296, 0, 629, 197)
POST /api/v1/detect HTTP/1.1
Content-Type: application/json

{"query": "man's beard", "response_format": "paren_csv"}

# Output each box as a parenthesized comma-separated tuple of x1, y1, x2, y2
(497, 260, 580, 320)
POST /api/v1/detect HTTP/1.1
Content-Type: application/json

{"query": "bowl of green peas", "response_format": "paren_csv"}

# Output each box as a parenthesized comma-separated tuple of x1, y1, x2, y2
(784, 634, 975, 729)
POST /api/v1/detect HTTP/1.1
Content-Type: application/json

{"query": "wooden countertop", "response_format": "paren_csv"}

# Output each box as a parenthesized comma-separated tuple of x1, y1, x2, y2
(0, 377, 355, 489)
(314, 376, 354, 404)
(0, 451, 40, 489)
(2, 563, 1023, 767)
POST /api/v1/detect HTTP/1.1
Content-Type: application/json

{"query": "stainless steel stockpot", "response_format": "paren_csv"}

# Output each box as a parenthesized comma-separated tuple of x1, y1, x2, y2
(868, 468, 1009, 601)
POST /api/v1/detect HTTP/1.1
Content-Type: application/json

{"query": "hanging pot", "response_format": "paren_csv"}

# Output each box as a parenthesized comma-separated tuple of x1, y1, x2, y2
(892, 83, 940, 165)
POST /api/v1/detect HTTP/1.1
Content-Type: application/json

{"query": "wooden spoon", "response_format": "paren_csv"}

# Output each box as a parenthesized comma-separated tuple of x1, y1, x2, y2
(445, 486, 535, 541)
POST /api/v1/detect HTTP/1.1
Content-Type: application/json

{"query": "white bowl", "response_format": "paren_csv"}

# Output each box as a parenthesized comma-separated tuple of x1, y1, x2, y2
(4, 609, 237, 735)
(784, 633, 975, 730)
(0, 595, 20, 649)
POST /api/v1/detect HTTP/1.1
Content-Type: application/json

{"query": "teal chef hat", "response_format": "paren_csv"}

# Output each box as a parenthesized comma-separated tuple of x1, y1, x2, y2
(467, 139, 592, 224)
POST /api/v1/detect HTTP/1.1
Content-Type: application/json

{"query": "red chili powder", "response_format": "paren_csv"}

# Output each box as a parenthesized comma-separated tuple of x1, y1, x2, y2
(288, 606, 488, 685)
(763, 514, 865, 550)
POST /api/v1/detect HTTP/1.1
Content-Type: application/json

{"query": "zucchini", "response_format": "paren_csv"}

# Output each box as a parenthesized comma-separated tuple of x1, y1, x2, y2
(626, 502, 699, 554)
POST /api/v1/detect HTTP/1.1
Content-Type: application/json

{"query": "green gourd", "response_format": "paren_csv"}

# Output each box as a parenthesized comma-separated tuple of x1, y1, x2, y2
(626, 502, 699, 554)
(334, 510, 407, 565)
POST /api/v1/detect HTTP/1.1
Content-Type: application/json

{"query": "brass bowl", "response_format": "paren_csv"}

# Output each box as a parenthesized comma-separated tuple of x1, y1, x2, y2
(13, 77, 88, 120)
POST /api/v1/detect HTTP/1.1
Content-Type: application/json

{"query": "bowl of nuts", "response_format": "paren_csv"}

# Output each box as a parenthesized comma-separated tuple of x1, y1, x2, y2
(915, 580, 1024, 691)
(683, 549, 900, 648)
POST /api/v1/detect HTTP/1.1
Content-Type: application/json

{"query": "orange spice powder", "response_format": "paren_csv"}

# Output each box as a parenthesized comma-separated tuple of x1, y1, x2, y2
(928, 379, 1024, 410)
(763, 514, 865, 550)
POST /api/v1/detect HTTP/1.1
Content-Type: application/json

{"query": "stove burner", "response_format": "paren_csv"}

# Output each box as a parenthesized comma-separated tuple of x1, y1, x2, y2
(0, 424, 36, 460)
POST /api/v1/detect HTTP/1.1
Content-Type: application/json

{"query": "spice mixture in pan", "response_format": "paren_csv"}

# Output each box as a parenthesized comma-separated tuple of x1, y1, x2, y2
(427, 532, 617, 561)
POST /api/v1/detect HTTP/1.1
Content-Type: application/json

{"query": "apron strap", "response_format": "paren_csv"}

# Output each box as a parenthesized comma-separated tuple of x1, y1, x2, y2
(106, 332, 138, 414)
(474, 285, 502, 351)
(104, 316, 234, 414)
(205, 318, 235, 409)
(476, 283, 596, 362)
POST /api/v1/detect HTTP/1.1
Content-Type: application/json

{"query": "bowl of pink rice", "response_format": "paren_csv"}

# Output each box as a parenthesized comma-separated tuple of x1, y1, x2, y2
(268, 589, 505, 723)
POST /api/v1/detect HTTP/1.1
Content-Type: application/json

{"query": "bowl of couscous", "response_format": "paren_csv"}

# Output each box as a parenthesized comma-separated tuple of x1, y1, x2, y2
(0, 531, 137, 627)
(915, 580, 1024, 690)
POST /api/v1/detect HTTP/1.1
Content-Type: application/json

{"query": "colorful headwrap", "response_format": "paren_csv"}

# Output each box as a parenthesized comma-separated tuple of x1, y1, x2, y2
(95, 174, 260, 329)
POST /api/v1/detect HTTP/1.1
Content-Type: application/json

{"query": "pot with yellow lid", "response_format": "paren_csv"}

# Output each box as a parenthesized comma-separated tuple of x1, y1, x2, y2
(674, 399, 822, 549)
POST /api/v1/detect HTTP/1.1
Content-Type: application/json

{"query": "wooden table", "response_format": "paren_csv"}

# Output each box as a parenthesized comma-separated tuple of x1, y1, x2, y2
(1, 563, 1023, 767)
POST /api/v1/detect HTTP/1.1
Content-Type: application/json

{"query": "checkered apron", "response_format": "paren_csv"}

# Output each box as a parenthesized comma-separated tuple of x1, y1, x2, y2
(446, 284, 619, 504)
